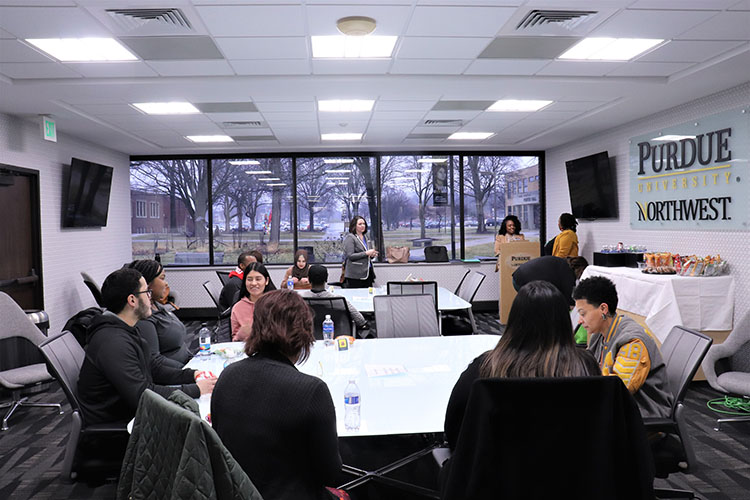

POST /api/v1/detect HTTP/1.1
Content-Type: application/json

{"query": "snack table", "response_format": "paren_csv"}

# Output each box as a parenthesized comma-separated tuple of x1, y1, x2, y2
(580, 265, 734, 343)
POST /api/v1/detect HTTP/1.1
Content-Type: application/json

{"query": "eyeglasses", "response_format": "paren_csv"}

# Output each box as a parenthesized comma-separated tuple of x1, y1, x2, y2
(133, 289, 152, 297)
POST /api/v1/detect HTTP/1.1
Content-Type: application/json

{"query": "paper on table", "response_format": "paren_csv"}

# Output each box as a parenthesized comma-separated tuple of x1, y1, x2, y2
(365, 364, 407, 377)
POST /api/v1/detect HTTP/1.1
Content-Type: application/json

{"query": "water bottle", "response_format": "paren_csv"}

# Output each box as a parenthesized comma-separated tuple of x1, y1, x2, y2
(322, 314, 334, 346)
(344, 379, 360, 431)
(198, 323, 211, 357)
(287, 277, 294, 290)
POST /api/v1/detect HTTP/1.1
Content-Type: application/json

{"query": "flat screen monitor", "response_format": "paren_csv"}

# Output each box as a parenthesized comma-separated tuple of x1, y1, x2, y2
(565, 151, 618, 219)
(62, 157, 113, 227)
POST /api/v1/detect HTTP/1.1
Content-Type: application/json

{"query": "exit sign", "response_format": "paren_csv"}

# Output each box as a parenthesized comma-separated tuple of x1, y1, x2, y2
(42, 116, 57, 142)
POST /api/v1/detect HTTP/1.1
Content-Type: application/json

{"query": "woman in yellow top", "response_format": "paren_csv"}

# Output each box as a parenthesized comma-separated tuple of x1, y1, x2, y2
(552, 213, 579, 258)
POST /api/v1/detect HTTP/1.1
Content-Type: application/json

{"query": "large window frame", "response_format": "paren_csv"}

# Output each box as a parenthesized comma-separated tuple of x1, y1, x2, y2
(130, 151, 545, 266)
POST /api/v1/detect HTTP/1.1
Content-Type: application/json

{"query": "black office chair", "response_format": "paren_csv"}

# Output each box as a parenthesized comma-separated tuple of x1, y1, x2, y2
(215, 270, 231, 286)
(80, 272, 105, 308)
(39, 331, 128, 481)
(646, 326, 712, 499)
(202, 280, 232, 343)
(424, 245, 449, 262)
(304, 297, 355, 340)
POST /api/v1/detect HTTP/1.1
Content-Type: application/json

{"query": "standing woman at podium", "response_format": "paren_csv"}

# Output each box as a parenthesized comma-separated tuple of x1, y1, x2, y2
(494, 215, 524, 271)
(343, 216, 378, 288)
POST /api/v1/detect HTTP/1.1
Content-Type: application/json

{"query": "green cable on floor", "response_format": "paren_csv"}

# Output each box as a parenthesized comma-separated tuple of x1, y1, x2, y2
(707, 396, 750, 415)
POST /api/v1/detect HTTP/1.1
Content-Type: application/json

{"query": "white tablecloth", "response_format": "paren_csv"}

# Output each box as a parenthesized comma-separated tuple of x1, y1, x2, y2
(190, 335, 499, 437)
(580, 265, 734, 342)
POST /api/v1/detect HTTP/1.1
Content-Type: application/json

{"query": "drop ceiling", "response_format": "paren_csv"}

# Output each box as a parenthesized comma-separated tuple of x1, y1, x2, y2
(0, 0, 748, 156)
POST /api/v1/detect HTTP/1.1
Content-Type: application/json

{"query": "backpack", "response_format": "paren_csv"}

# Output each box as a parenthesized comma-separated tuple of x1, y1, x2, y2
(63, 306, 103, 347)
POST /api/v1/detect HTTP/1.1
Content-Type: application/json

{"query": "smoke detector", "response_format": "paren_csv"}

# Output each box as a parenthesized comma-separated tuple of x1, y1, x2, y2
(337, 16, 377, 36)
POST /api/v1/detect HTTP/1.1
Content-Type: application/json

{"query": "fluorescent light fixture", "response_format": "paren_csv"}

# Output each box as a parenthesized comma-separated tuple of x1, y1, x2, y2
(267, 183, 287, 187)
(652, 134, 697, 141)
(488, 100, 552, 112)
(327, 181, 349, 186)
(230, 160, 261, 165)
(559, 37, 663, 61)
(311, 35, 397, 58)
(258, 177, 281, 181)
(327, 177, 349, 181)
(417, 158, 448, 163)
(324, 158, 355, 164)
(244, 170, 273, 175)
(404, 169, 430, 174)
(325, 169, 352, 174)
(321, 133, 362, 141)
(25, 38, 137, 62)
(318, 100, 374, 112)
(133, 102, 200, 115)
(186, 135, 233, 143)
(448, 132, 494, 140)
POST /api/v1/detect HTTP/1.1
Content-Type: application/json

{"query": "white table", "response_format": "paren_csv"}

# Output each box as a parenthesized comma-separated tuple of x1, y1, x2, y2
(312, 285, 471, 314)
(580, 265, 734, 343)
(190, 335, 499, 437)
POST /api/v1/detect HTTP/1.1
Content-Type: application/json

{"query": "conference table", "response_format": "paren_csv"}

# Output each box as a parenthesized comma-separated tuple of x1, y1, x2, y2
(189, 335, 499, 495)
(320, 285, 472, 314)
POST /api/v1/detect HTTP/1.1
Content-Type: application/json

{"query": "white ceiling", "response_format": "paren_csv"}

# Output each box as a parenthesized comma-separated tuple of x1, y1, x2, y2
(0, 0, 748, 156)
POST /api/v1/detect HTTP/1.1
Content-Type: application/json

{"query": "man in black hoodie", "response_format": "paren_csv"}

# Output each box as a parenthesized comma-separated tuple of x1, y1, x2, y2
(78, 267, 216, 426)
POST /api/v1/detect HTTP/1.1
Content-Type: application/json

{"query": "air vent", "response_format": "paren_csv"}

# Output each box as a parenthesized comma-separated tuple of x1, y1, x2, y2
(107, 9, 192, 31)
(517, 10, 596, 31)
(424, 119, 463, 127)
(222, 121, 264, 129)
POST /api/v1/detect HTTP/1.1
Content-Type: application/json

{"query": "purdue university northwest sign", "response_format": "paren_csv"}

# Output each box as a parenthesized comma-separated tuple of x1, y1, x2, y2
(629, 107, 749, 230)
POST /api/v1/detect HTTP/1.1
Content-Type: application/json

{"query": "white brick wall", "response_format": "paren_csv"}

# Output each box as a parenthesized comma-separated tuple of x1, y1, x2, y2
(0, 112, 131, 333)
(546, 81, 750, 327)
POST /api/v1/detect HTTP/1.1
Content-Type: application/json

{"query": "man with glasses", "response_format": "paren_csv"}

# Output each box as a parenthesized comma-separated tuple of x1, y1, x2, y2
(78, 267, 216, 428)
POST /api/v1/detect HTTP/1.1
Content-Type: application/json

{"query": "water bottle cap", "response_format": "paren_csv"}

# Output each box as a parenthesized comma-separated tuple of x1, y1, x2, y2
(325, 314, 331, 319)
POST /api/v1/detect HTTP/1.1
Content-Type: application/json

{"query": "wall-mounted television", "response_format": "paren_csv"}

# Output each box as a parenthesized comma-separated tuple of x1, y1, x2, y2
(565, 151, 618, 219)
(62, 157, 113, 228)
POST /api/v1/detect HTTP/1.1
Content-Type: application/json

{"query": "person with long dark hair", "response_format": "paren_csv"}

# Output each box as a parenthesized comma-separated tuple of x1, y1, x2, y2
(444, 281, 599, 450)
(493, 214, 525, 271)
(552, 212, 579, 258)
(342, 216, 377, 288)
(230, 262, 271, 341)
(282, 249, 311, 288)
(212, 290, 343, 500)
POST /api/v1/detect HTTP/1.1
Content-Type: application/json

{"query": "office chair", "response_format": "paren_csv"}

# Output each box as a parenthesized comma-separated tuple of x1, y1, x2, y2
(443, 270, 485, 334)
(216, 270, 231, 286)
(202, 280, 232, 343)
(387, 281, 439, 317)
(374, 294, 440, 338)
(303, 297, 355, 340)
(80, 272, 105, 308)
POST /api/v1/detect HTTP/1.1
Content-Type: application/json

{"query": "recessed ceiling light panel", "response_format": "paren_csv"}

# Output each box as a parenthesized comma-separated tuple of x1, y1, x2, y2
(321, 133, 362, 141)
(132, 102, 199, 115)
(311, 35, 397, 58)
(318, 100, 374, 112)
(559, 37, 663, 61)
(448, 132, 494, 140)
(186, 135, 233, 143)
(488, 99, 553, 112)
(25, 38, 137, 61)
(229, 160, 261, 165)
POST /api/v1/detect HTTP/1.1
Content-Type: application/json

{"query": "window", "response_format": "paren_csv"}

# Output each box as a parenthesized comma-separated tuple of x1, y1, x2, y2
(149, 201, 159, 218)
(135, 200, 146, 218)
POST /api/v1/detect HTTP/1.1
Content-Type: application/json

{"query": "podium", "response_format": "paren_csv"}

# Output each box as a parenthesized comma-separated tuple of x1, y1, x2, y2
(497, 241, 540, 324)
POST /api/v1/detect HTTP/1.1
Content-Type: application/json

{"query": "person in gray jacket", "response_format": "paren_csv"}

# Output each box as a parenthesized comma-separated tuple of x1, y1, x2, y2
(343, 215, 378, 288)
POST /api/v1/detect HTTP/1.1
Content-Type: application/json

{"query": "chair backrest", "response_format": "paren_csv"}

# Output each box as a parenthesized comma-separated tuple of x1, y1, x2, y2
(387, 281, 438, 316)
(373, 294, 440, 338)
(202, 280, 223, 311)
(442, 377, 654, 500)
(216, 271, 231, 286)
(80, 272, 105, 308)
(0, 291, 47, 345)
(304, 297, 354, 340)
(424, 245, 449, 262)
(455, 270, 486, 303)
(39, 330, 85, 412)
(659, 326, 713, 413)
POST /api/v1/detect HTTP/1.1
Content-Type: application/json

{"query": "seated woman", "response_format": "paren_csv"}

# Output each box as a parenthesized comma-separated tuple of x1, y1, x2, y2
(212, 290, 343, 500)
(128, 259, 190, 367)
(444, 281, 600, 451)
(552, 212, 579, 258)
(282, 249, 311, 289)
(230, 262, 271, 342)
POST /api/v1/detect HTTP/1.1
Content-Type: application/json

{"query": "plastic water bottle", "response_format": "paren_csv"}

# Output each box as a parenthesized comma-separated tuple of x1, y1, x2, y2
(344, 380, 360, 431)
(287, 277, 294, 290)
(198, 323, 211, 357)
(322, 315, 334, 346)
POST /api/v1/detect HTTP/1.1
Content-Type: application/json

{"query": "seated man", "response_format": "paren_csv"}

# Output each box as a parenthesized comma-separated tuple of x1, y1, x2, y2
(78, 267, 216, 426)
(301, 265, 368, 330)
(573, 276, 672, 418)
(219, 251, 256, 310)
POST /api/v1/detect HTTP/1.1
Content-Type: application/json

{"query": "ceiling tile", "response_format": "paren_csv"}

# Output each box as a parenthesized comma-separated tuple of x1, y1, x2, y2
(397, 36, 491, 59)
(65, 62, 158, 78)
(0, 28, 14, 39)
(371, 110, 426, 121)
(263, 111, 318, 123)
(306, 5, 411, 36)
(536, 60, 624, 77)
(390, 58, 471, 74)
(410, 125, 460, 134)
(195, 5, 306, 37)
(544, 101, 607, 112)
(317, 111, 372, 121)
(120, 36, 223, 61)
(195, 102, 258, 113)
(230, 59, 310, 75)
(0, 7, 110, 38)
(406, 6, 516, 37)
(155, 114, 215, 126)
(73, 103, 141, 116)
(728, 0, 750, 10)
(254, 101, 315, 113)
(0, 39, 52, 63)
(591, 9, 717, 38)
(463, 114, 525, 130)
(318, 120, 369, 131)
(272, 128, 321, 143)
(206, 112, 264, 123)
(432, 101, 494, 111)
(464, 58, 550, 75)
(606, 61, 692, 77)
(0, 62, 81, 79)
(678, 11, 750, 40)
(629, 0, 737, 8)
(638, 40, 743, 62)
(312, 59, 391, 74)
(146, 60, 235, 77)
(99, 115, 165, 129)
(479, 37, 579, 59)
(216, 37, 307, 60)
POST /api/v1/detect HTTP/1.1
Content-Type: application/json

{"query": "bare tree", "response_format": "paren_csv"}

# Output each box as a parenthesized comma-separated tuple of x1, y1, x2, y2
(296, 158, 336, 232)
(464, 156, 515, 233)
(381, 188, 411, 230)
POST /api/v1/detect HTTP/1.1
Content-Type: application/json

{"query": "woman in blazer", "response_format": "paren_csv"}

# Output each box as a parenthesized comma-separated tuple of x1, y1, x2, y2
(343, 216, 378, 288)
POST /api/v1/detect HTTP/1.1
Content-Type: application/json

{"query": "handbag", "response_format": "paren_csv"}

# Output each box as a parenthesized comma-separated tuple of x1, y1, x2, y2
(386, 246, 410, 263)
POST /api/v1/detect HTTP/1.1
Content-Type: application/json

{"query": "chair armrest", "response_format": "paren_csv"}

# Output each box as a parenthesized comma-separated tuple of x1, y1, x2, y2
(642, 417, 678, 434)
(432, 447, 452, 468)
(83, 423, 129, 434)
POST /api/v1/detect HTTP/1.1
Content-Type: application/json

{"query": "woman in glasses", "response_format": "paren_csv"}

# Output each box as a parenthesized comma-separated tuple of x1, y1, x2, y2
(128, 259, 191, 367)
